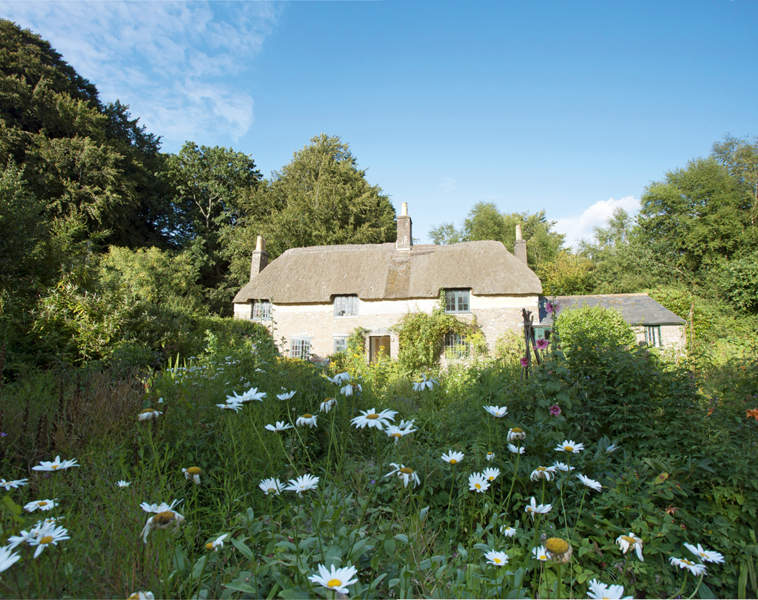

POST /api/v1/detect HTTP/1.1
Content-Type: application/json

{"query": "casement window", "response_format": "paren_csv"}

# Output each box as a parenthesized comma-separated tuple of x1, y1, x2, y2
(333, 336, 348, 354)
(444, 332, 470, 359)
(645, 325, 662, 347)
(444, 289, 470, 313)
(252, 299, 271, 321)
(290, 337, 311, 360)
(334, 295, 358, 317)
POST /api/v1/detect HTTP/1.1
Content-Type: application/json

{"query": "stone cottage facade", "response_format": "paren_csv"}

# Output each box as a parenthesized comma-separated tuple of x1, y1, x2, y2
(233, 203, 542, 361)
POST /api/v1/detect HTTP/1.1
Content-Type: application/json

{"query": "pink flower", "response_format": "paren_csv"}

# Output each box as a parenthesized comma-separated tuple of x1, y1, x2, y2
(549, 404, 561, 416)
(520, 357, 528, 367)
(545, 301, 559, 314)
(536, 338, 549, 350)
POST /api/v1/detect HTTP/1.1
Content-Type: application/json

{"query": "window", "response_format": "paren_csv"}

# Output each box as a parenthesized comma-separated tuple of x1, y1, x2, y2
(290, 338, 311, 360)
(444, 289, 470, 313)
(334, 295, 358, 317)
(444, 332, 470, 359)
(252, 299, 271, 321)
(645, 325, 662, 347)
(333, 336, 348, 354)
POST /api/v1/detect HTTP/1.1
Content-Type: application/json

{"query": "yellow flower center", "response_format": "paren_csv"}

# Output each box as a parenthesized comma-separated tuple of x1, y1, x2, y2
(327, 578, 342, 588)
(302, 413, 312, 419)
(187, 466, 201, 475)
(140, 408, 154, 414)
(40, 535, 53, 545)
(475, 483, 481, 489)
(565, 445, 574, 452)
(682, 558, 694, 566)
(494, 557, 502, 564)
(539, 554, 548, 560)
(621, 535, 638, 545)
(449, 459, 457, 464)
(51, 465, 59, 470)
(366, 413, 379, 419)
(487, 452, 494, 456)
(392, 433, 402, 438)
(154, 510, 175, 525)
(537, 467, 545, 472)
(399, 467, 413, 474)
(487, 475, 495, 481)
(512, 427, 523, 433)
(39, 501, 48, 506)
(205, 542, 214, 550)
(546, 537, 569, 554)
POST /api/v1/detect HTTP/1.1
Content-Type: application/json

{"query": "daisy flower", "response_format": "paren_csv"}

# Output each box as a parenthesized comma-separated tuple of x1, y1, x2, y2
(530, 466, 557, 481)
(140, 499, 182, 514)
(141, 508, 185, 543)
(484, 550, 509, 566)
(482, 467, 500, 482)
(555, 440, 584, 454)
(259, 478, 283, 495)
(507, 427, 526, 441)
(137, 408, 162, 421)
(24, 499, 57, 512)
(670, 556, 707, 576)
(684, 542, 724, 564)
(327, 372, 352, 385)
(240, 387, 266, 402)
(320, 398, 337, 413)
(115, 480, 131, 488)
(485, 451, 496, 461)
(296, 413, 318, 427)
(441, 450, 464, 465)
(483, 405, 508, 418)
(0, 478, 28, 490)
(468, 472, 490, 493)
(532, 545, 549, 561)
(384, 463, 420, 488)
(351, 408, 396, 430)
(265, 421, 294, 432)
(0, 546, 21, 573)
(285, 474, 320, 495)
(606, 442, 620, 453)
(277, 390, 296, 401)
(507, 443, 525, 455)
(524, 497, 552, 519)
(216, 401, 244, 412)
(552, 461, 575, 472)
(500, 525, 517, 537)
(577, 473, 602, 492)
(127, 592, 154, 600)
(205, 533, 228, 551)
(616, 532, 644, 561)
(31, 456, 79, 472)
(587, 579, 632, 599)
(340, 382, 362, 396)
(412, 374, 438, 391)
(182, 466, 202, 485)
(385, 420, 417, 441)
(29, 523, 70, 558)
(308, 563, 359, 595)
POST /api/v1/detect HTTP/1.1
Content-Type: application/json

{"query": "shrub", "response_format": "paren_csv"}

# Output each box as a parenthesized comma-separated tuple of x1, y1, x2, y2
(554, 305, 635, 355)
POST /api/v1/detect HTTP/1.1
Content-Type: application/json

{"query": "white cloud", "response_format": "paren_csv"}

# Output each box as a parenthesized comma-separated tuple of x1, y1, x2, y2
(1, 1, 280, 150)
(555, 195, 640, 249)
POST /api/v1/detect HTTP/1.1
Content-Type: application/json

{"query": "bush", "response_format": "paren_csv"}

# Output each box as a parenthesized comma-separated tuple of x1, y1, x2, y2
(554, 305, 635, 355)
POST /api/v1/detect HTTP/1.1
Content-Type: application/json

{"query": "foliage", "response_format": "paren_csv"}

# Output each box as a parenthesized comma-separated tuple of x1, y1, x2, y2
(710, 250, 758, 313)
(536, 251, 594, 295)
(553, 305, 636, 356)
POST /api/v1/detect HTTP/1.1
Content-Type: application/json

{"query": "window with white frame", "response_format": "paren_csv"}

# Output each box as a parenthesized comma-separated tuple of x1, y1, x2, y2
(333, 336, 348, 354)
(444, 332, 470, 359)
(334, 295, 358, 317)
(444, 289, 470, 313)
(290, 337, 311, 360)
(252, 299, 271, 321)
(645, 325, 662, 347)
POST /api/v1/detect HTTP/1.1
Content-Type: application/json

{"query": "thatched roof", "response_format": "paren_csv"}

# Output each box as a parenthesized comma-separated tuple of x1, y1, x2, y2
(538, 294, 686, 326)
(234, 241, 542, 304)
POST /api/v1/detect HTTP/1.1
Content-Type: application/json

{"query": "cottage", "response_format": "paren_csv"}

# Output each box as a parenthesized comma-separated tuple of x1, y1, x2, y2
(233, 203, 542, 361)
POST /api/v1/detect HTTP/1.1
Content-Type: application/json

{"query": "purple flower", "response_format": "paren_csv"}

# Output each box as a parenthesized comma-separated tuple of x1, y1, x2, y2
(0, 432, 7, 438)
(520, 357, 528, 367)
(545, 301, 559, 315)
(536, 338, 549, 350)
(549, 404, 561, 417)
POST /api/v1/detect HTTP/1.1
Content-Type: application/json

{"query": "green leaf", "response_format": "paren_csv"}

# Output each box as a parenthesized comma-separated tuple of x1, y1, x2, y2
(384, 538, 396, 556)
(394, 533, 409, 544)
(231, 537, 254, 559)
(223, 582, 258, 594)
(191, 555, 207, 580)
(698, 581, 716, 599)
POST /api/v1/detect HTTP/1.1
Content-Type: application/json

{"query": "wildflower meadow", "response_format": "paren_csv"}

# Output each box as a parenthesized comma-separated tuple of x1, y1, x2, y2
(1, 328, 757, 599)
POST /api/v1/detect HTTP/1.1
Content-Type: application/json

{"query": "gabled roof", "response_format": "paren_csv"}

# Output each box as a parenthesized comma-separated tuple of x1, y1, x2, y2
(538, 294, 686, 326)
(234, 240, 542, 304)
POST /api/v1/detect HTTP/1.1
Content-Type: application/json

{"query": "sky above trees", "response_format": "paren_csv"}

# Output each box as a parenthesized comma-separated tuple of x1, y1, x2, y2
(3, 0, 757, 245)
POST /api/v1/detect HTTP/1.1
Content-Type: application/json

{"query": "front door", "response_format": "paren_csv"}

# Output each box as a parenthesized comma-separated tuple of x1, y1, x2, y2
(369, 335, 391, 363)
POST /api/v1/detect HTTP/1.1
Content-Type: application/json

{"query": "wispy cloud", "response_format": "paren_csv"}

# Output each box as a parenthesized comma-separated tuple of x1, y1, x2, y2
(1, 1, 280, 150)
(555, 195, 640, 249)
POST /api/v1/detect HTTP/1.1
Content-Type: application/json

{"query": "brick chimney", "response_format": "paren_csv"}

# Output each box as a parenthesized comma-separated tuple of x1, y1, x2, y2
(514, 224, 527, 263)
(396, 202, 412, 251)
(250, 235, 268, 279)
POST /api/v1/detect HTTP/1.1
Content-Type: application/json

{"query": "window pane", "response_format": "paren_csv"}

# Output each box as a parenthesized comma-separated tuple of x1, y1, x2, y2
(334, 337, 347, 353)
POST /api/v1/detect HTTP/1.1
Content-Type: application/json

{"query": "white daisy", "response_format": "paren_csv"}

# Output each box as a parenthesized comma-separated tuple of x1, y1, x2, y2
(670, 556, 707, 576)
(182, 466, 202, 485)
(327, 372, 352, 385)
(532, 545, 549, 561)
(468, 472, 490, 493)
(351, 408, 396, 430)
(577, 473, 602, 492)
(265, 421, 294, 432)
(216, 401, 244, 412)
(484, 549, 509, 566)
(587, 578, 632, 599)
(485, 451, 496, 461)
(483, 405, 508, 418)
(31, 456, 79, 472)
(524, 497, 552, 520)
(115, 480, 131, 488)
(127, 592, 155, 600)
(482, 467, 500, 482)
(205, 533, 228, 551)
(412, 374, 438, 391)
(0, 545, 21, 573)
(340, 382, 362, 396)
(385, 420, 417, 441)
(296, 413, 318, 427)
(552, 461, 575, 472)
(259, 478, 283, 495)
(24, 499, 57, 512)
(141, 509, 185, 543)
(555, 439, 584, 454)
(137, 408, 162, 421)
(0, 478, 28, 490)
(530, 466, 557, 481)
(507, 443, 525, 455)
(441, 450, 464, 465)
(29, 522, 70, 558)
(277, 390, 296, 401)
(616, 533, 644, 561)
(308, 563, 359, 595)
(140, 499, 182, 514)
(7, 518, 60, 549)
(384, 463, 420, 488)
(684, 542, 724, 564)
(507, 427, 526, 441)
(285, 474, 319, 495)
(320, 398, 337, 413)
(500, 525, 517, 537)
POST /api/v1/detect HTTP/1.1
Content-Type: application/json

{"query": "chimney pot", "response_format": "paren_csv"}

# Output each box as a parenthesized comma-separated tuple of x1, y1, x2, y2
(396, 203, 412, 250)
(514, 224, 527, 263)
(250, 235, 269, 279)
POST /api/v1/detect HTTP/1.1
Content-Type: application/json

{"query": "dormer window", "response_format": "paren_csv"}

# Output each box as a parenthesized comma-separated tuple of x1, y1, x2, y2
(444, 289, 470, 313)
(252, 299, 271, 321)
(334, 295, 358, 317)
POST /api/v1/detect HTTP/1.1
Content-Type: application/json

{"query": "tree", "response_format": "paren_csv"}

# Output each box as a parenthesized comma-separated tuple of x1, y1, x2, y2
(536, 251, 594, 295)
(712, 136, 758, 226)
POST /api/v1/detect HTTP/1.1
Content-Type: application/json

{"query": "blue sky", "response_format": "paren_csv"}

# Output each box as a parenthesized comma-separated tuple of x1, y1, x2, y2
(2, 0, 757, 246)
